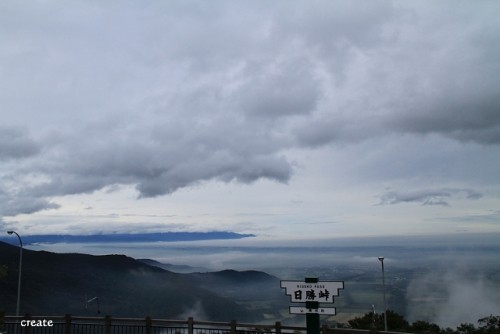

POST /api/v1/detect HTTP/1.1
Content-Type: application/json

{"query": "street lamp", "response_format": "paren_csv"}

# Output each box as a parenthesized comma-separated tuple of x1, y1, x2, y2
(86, 296, 101, 314)
(7, 231, 23, 317)
(378, 256, 388, 332)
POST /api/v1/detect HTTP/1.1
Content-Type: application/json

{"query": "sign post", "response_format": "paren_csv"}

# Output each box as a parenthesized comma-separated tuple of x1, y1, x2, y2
(281, 277, 344, 334)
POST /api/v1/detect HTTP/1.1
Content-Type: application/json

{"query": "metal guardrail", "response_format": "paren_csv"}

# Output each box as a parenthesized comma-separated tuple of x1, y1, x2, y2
(2, 315, 306, 334)
(2, 315, 408, 334)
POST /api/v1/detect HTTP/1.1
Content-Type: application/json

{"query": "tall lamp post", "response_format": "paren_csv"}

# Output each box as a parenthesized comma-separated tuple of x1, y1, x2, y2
(7, 231, 23, 317)
(378, 256, 388, 332)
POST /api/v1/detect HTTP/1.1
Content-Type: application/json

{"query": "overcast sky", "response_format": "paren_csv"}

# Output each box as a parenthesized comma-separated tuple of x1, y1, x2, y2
(1, 0, 499, 241)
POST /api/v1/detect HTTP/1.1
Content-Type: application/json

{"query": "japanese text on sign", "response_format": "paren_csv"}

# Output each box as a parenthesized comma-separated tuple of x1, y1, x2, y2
(289, 306, 336, 315)
(280, 281, 344, 303)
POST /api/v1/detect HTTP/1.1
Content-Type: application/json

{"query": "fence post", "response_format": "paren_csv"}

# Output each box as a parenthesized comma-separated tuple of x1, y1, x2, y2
(145, 316, 152, 334)
(23, 314, 31, 334)
(65, 314, 72, 334)
(275, 321, 282, 334)
(188, 317, 194, 334)
(230, 320, 237, 334)
(105, 316, 111, 334)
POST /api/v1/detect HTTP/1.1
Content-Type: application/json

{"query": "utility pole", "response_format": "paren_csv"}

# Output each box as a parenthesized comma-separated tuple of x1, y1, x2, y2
(378, 257, 388, 332)
(7, 231, 23, 317)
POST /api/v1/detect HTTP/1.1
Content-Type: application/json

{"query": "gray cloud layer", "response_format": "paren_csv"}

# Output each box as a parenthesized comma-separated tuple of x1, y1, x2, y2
(1, 1, 499, 218)
(0, 127, 40, 160)
(379, 188, 482, 206)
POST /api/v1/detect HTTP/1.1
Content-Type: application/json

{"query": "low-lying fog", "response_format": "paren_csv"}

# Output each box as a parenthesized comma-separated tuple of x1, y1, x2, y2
(27, 233, 500, 327)
(27, 233, 499, 272)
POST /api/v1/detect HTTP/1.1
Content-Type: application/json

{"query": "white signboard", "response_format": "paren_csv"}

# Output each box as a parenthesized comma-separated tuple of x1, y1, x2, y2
(289, 306, 336, 315)
(281, 280, 344, 303)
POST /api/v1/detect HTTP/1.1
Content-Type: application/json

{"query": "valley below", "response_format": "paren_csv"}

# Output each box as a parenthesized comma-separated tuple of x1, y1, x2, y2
(1, 238, 500, 328)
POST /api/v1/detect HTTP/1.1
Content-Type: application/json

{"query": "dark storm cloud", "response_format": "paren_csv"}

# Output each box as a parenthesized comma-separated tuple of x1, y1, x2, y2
(379, 188, 482, 206)
(0, 192, 60, 217)
(4, 115, 293, 207)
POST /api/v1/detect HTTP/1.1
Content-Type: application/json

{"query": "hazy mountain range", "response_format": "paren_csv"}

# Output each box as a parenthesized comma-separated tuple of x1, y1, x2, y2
(0, 241, 278, 321)
(0, 232, 254, 245)
(2, 237, 500, 327)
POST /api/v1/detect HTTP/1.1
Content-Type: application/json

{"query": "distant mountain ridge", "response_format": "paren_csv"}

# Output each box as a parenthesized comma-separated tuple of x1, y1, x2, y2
(192, 269, 277, 284)
(138, 259, 209, 273)
(0, 231, 254, 245)
(0, 241, 276, 321)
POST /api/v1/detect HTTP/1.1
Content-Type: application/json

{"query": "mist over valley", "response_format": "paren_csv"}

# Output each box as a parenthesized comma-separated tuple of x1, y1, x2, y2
(2, 234, 499, 328)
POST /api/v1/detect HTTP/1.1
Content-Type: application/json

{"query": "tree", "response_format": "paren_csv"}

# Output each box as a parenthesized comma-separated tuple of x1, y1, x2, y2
(348, 310, 410, 332)
(0, 265, 6, 278)
(411, 320, 441, 334)
(0, 265, 6, 333)
(456, 323, 477, 334)
(348, 310, 379, 330)
(385, 310, 411, 332)
(477, 316, 500, 334)
(346, 312, 500, 334)
(0, 310, 4, 333)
